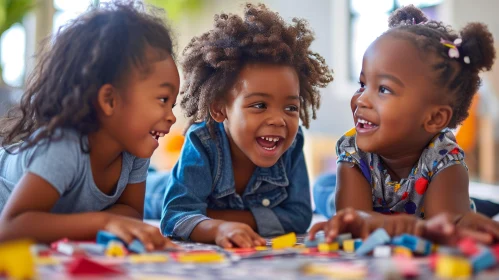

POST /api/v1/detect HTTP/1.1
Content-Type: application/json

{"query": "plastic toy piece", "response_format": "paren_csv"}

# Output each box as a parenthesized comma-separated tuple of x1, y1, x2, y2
(437, 246, 463, 256)
(105, 241, 127, 257)
(318, 242, 339, 253)
(66, 257, 123, 276)
(393, 246, 413, 258)
(343, 239, 362, 253)
(255, 246, 268, 251)
(335, 233, 353, 247)
(355, 228, 390, 256)
(272, 232, 297, 250)
(227, 248, 256, 254)
(373, 245, 392, 258)
(458, 237, 479, 256)
(393, 256, 419, 277)
(128, 239, 146, 254)
(304, 232, 325, 248)
(471, 247, 497, 273)
(129, 254, 168, 263)
(436, 256, 471, 278)
(177, 252, 225, 263)
(34, 256, 60, 266)
(0, 239, 36, 279)
(391, 234, 431, 255)
(56, 242, 86, 256)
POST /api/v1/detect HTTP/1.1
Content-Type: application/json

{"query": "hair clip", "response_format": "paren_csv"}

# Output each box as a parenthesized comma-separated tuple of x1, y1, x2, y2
(440, 38, 471, 64)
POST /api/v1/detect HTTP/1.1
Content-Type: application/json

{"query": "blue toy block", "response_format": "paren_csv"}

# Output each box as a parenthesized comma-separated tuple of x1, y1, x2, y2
(128, 239, 146, 254)
(336, 233, 353, 246)
(304, 231, 325, 248)
(355, 228, 390, 256)
(392, 234, 432, 255)
(471, 248, 497, 273)
(353, 239, 363, 250)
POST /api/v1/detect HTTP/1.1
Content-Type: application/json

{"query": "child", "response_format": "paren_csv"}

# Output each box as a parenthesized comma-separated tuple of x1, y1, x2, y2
(159, 3, 333, 248)
(311, 5, 499, 243)
(0, 1, 179, 250)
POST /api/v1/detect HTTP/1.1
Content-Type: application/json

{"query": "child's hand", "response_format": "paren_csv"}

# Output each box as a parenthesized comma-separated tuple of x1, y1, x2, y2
(423, 212, 493, 245)
(308, 208, 374, 242)
(215, 222, 266, 248)
(104, 216, 179, 251)
(455, 211, 499, 243)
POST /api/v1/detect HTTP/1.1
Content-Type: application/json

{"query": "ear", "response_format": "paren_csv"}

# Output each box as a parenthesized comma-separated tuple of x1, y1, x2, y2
(423, 105, 453, 133)
(97, 84, 118, 116)
(209, 101, 227, 123)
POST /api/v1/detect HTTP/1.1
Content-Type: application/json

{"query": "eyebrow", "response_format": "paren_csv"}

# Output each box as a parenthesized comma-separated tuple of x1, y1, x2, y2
(159, 82, 176, 92)
(360, 72, 405, 88)
(245, 92, 300, 100)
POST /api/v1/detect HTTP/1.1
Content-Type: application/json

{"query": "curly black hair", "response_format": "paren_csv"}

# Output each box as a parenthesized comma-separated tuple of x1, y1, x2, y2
(0, 0, 174, 151)
(385, 5, 495, 128)
(180, 3, 333, 130)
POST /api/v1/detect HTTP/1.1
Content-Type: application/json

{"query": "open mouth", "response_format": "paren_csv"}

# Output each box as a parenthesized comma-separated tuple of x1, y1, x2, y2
(356, 118, 378, 130)
(256, 136, 282, 151)
(149, 130, 166, 141)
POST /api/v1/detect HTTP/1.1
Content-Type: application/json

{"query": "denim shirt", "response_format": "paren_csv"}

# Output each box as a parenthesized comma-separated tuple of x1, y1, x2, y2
(160, 122, 312, 240)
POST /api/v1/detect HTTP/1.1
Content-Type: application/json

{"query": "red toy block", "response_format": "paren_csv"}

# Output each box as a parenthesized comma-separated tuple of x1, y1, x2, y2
(457, 238, 479, 256)
(429, 253, 439, 270)
(66, 257, 123, 276)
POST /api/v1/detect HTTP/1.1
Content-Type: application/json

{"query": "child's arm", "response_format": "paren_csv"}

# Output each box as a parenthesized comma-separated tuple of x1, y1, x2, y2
(104, 181, 145, 219)
(205, 210, 257, 230)
(335, 162, 377, 213)
(0, 173, 175, 250)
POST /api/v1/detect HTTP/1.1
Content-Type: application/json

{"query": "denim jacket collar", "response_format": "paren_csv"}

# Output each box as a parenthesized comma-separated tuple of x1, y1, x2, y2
(211, 122, 289, 198)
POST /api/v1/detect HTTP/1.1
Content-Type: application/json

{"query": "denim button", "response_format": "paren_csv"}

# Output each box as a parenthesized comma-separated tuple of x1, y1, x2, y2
(262, 198, 270, 207)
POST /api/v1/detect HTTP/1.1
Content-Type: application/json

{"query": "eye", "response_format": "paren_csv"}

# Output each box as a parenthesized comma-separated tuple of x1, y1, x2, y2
(285, 105, 299, 112)
(251, 103, 266, 109)
(357, 81, 366, 93)
(159, 97, 168, 103)
(379, 86, 392, 95)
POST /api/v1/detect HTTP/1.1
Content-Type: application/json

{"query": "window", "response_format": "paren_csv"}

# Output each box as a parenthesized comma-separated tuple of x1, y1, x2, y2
(349, 0, 442, 80)
(1, 24, 26, 87)
(53, 0, 95, 34)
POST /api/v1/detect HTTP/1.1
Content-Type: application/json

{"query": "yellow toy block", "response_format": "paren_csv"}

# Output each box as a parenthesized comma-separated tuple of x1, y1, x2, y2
(105, 240, 127, 257)
(293, 244, 306, 249)
(393, 246, 413, 258)
(177, 252, 225, 263)
(255, 246, 268, 251)
(318, 242, 339, 253)
(272, 232, 297, 249)
(436, 256, 472, 278)
(343, 239, 356, 253)
(34, 256, 60, 266)
(129, 254, 168, 263)
(0, 239, 36, 279)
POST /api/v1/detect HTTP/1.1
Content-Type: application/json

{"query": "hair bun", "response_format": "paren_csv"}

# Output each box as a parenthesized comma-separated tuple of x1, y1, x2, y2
(460, 22, 496, 72)
(388, 5, 428, 28)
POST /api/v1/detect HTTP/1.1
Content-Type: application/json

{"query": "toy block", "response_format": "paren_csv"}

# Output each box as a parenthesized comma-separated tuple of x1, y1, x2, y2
(177, 252, 225, 263)
(373, 245, 392, 258)
(393, 246, 413, 258)
(303, 231, 325, 248)
(128, 239, 146, 254)
(317, 242, 339, 253)
(105, 241, 127, 257)
(471, 247, 497, 273)
(272, 232, 297, 249)
(393, 256, 420, 277)
(391, 234, 431, 255)
(437, 245, 463, 256)
(355, 228, 390, 256)
(458, 237, 479, 256)
(56, 242, 86, 256)
(436, 256, 471, 278)
(255, 246, 268, 251)
(0, 239, 36, 279)
(335, 233, 353, 247)
(34, 256, 60, 266)
(343, 239, 362, 253)
(66, 257, 123, 276)
(227, 247, 256, 254)
(129, 254, 168, 263)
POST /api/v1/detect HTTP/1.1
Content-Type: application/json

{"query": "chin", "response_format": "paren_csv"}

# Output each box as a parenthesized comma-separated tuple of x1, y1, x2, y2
(252, 158, 280, 168)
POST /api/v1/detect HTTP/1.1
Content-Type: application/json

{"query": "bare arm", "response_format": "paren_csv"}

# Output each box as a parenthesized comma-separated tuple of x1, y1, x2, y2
(206, 209, 257, 230)
(104, 182, 145, 219)
(335, 162, 377, 213)
(423, 164, 470, 219)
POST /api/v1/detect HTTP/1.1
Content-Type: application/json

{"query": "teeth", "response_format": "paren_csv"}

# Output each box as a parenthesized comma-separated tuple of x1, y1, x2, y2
(262, 146, 277, 151)
(261, 137, 280, 142)
(159, 133, 165, 137)
(358, 118, 374, 125)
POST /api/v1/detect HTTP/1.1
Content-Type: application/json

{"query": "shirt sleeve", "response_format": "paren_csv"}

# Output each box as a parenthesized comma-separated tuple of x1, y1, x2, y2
(250, 128, 312, 236)
(336, 127, 372, 184)
(160, 129, 212, 240)
(26, 135, 81, 196)
(128, 156, 150, 184)
(424, 130, 467, 180)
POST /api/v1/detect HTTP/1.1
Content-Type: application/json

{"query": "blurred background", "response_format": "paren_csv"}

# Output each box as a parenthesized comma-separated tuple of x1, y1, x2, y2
(0, 0, 498, 189)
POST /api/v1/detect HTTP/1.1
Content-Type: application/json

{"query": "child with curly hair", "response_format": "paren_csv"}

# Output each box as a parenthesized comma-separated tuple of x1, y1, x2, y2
(310, 5, 499, 243)
(0, 1, 179, 250)
(155, 3, 333, 248)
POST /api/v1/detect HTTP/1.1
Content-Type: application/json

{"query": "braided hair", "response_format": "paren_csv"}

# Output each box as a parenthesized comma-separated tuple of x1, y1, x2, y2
(0, 0, 174, 151)
(385, 5, 495, 128)
(180, 3, 333, 131)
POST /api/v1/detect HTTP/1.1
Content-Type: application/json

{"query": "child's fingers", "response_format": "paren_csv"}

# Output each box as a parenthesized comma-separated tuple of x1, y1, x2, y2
(230, 234, 252, 248)
(217, 237, 233, 248)
(413, 220, 425, 237)
(325, 215, 343, 242)
(249, 231, 266, 246)
(484, 222, 499, 240)
(308, 222, 327, 239)
(458, 228, 493, 245)
(163, 238, 181, 250)
(109, 227, 134, 245)
(131, 228, 155, 251)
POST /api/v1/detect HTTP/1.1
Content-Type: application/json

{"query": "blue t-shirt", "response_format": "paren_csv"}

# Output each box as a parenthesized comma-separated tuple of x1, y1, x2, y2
(0, 129, 150, 214)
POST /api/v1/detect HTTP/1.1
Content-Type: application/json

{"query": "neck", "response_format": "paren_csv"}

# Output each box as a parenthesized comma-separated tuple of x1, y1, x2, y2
(87, 129, 123, 170)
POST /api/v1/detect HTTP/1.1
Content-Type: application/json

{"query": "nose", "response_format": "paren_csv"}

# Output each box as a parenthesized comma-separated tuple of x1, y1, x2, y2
(354, 90, 372, 109)
(265, 113, 286, 127)
(166, 109, 176, 125)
